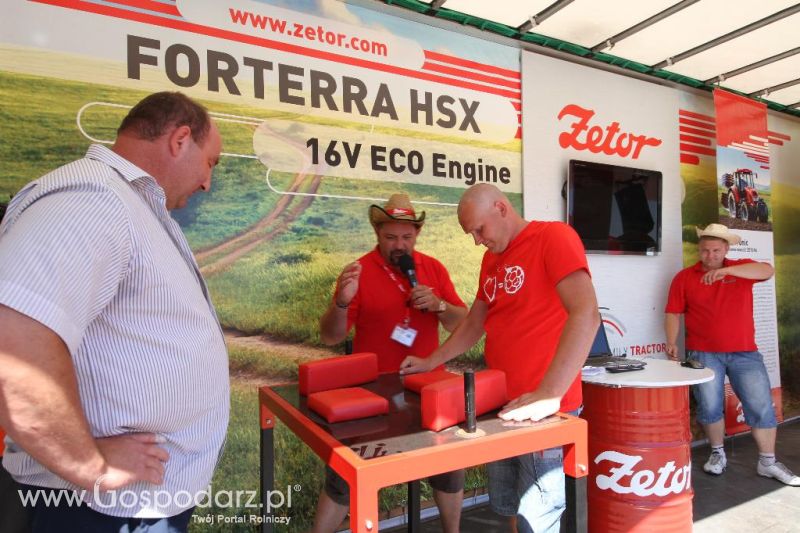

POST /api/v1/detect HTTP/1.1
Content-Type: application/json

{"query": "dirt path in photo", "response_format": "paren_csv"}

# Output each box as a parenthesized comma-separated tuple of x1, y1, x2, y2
(224, 327, 340, 388)
(197, 172, 322, 276)
(718, 215, 772, 232)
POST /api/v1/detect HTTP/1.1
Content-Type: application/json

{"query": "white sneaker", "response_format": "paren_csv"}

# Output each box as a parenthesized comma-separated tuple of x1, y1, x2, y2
(757, 461, 800, 486)
(703, 451, 727, 475)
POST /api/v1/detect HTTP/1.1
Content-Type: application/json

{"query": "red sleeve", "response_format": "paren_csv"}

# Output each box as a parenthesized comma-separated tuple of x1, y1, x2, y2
(664, 271, 686, 314)
(430, 258, 466, 308)
(542, 223, 590, 285)
(475, 252, 492, 303)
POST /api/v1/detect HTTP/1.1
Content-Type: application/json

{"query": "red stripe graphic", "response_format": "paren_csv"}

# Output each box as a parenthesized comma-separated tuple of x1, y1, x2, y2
(680, 153, 700, 165)
(768, 139, 784, 146)
(31, 0, 520, 99)
(680, 117, 716, 131)
(424, 50, 520, 80)
(679, 109, 714, 122)
(680, 143, 716, 156)
(760, 165, 770, 169)
(421, 61, 521, 90)
(768, 130, 791, 141)
(679, 125, 716, 138)
(680, 134, 712, 146)
(109, 0, 179, 16)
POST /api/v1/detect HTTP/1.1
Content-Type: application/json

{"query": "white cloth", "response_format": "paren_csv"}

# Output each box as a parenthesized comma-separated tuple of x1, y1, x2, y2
(0, 144, 230, 517)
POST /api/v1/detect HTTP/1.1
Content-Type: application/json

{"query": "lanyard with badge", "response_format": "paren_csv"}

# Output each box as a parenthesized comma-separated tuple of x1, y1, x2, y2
(381, 263, 418, 347)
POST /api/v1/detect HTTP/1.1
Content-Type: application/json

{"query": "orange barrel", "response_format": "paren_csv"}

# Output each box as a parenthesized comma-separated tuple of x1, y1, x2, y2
(582, 383, 693, 532)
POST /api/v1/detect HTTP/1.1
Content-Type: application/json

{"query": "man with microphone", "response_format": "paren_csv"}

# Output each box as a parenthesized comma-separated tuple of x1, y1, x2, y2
(312, 193, 468, 533)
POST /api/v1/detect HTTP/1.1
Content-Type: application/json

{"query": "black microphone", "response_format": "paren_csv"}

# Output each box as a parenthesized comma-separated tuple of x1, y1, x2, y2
(397, 253, 418, 288)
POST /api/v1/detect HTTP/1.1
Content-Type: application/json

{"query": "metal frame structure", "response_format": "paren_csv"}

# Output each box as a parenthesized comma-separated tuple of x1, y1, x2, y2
(374, 0, 800, 118)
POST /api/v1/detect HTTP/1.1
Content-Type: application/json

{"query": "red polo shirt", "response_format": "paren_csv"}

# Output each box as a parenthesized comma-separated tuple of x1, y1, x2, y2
(665, 258, 759, 352)
(477, 222, 589, 410)
(344, 248, 465, 373)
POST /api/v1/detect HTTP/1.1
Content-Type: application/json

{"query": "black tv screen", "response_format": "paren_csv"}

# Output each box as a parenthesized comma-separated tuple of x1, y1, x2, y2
(567, 159, 662, 255)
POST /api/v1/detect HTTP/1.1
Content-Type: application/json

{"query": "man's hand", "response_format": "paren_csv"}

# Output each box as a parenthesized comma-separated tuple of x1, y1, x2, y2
(409, 285, 440, 312)
(498, 392, 561, 422)
(665, 343, 680, 361)
(399, 355, 434, 375)
(92, 433, 170, 491)
(701, 268, 728, 285)
(335, 262, 362, 307)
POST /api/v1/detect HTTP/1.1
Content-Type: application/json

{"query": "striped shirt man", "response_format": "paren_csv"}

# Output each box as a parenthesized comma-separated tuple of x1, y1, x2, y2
(0, 144, 229, 517)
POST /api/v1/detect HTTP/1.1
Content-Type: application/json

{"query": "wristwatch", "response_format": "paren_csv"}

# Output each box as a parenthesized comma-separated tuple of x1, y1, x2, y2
(436, 299, 447, 313)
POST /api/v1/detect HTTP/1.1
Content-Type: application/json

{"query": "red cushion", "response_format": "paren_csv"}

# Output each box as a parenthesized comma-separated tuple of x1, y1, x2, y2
(421, 370, 508, 432)
(402, 370, 459, 393)
(307, 387, 389, 423)
(299, 352, 378, 395)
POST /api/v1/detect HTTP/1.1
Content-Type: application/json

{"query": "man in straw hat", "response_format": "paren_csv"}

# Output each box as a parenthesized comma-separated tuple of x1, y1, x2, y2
(313, 193, 468, 533)
(664, 223, 799, 486)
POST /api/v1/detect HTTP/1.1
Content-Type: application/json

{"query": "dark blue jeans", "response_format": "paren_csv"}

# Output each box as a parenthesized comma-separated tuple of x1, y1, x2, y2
(17, 483, 194, 533)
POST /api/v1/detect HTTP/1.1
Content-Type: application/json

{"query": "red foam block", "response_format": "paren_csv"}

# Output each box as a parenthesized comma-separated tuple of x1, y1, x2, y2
(307, 387, 389, 423)
(421, 369, 508, 432)
(402, 370, 459, 394)
(299, 352, 378, 395)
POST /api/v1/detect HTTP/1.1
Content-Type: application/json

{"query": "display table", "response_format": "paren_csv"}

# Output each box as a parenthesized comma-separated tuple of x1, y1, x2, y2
(259, 373, 589, 533)
(581, 358, 714, 532)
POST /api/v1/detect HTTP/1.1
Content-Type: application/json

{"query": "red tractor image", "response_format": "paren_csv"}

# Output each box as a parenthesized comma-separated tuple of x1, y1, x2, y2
(720, 169, 769, 223)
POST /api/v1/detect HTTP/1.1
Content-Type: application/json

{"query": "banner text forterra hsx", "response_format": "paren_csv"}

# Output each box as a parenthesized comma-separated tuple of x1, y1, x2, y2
(127, 35, 482, 134)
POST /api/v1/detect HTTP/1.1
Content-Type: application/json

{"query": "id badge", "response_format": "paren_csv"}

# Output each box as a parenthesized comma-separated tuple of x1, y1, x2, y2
(390, 324, 418, 347)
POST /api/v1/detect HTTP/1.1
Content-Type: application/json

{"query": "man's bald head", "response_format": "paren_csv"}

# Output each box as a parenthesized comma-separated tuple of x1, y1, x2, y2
(457, 184, 525, 254)
(458, 183, 506, 216)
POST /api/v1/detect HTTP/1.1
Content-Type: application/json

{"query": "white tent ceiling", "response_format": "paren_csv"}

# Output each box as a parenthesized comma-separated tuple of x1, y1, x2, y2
(376, 0, 800, 114)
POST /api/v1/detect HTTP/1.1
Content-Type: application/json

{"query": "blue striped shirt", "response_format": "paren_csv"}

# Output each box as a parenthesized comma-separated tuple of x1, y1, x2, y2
(0, 144, 230, 517)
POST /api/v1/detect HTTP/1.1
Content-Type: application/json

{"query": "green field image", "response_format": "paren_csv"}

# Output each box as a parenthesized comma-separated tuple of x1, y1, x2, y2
(680, 160, 720, 229)
(771, 180, 800, 390)
(1, 70, 505, 528)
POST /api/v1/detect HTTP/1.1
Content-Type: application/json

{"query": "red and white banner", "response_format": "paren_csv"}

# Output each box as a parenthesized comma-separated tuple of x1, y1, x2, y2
(713, 89, 781, 434)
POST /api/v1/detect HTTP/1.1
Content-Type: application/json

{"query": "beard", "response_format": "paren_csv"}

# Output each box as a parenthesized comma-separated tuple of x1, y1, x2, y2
(389, 250, 406, 265)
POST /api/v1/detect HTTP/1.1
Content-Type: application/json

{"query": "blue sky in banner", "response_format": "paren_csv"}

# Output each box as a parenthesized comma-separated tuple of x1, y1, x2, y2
(717, 147, 772, 189)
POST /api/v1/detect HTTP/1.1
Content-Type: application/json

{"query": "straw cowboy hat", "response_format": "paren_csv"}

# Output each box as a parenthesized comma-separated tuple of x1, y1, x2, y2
(696, 223, 741, 245)
(369, 193, 425, 228)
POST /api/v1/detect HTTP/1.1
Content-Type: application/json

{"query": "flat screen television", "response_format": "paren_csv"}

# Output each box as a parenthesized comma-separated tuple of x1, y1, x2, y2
(567, 159, 662, 255)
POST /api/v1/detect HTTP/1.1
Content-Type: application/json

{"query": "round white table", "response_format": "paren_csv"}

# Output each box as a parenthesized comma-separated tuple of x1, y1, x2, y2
(582, 358, 714, 387)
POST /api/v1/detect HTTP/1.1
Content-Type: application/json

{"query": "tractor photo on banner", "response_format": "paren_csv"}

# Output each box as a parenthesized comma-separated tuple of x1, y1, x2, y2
(713, 89, 781, 435)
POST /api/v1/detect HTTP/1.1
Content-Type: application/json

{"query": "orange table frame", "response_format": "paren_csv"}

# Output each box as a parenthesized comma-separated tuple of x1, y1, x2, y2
(259, 384, 588, 533)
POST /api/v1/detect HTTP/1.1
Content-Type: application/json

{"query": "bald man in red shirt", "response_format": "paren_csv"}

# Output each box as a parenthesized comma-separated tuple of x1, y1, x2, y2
(401, 184, 599, 533)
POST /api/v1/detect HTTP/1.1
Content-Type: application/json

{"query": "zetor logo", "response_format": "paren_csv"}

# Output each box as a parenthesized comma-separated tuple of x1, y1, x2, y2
(594, 450, 691, 497)
(557, 104, 662, 160)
